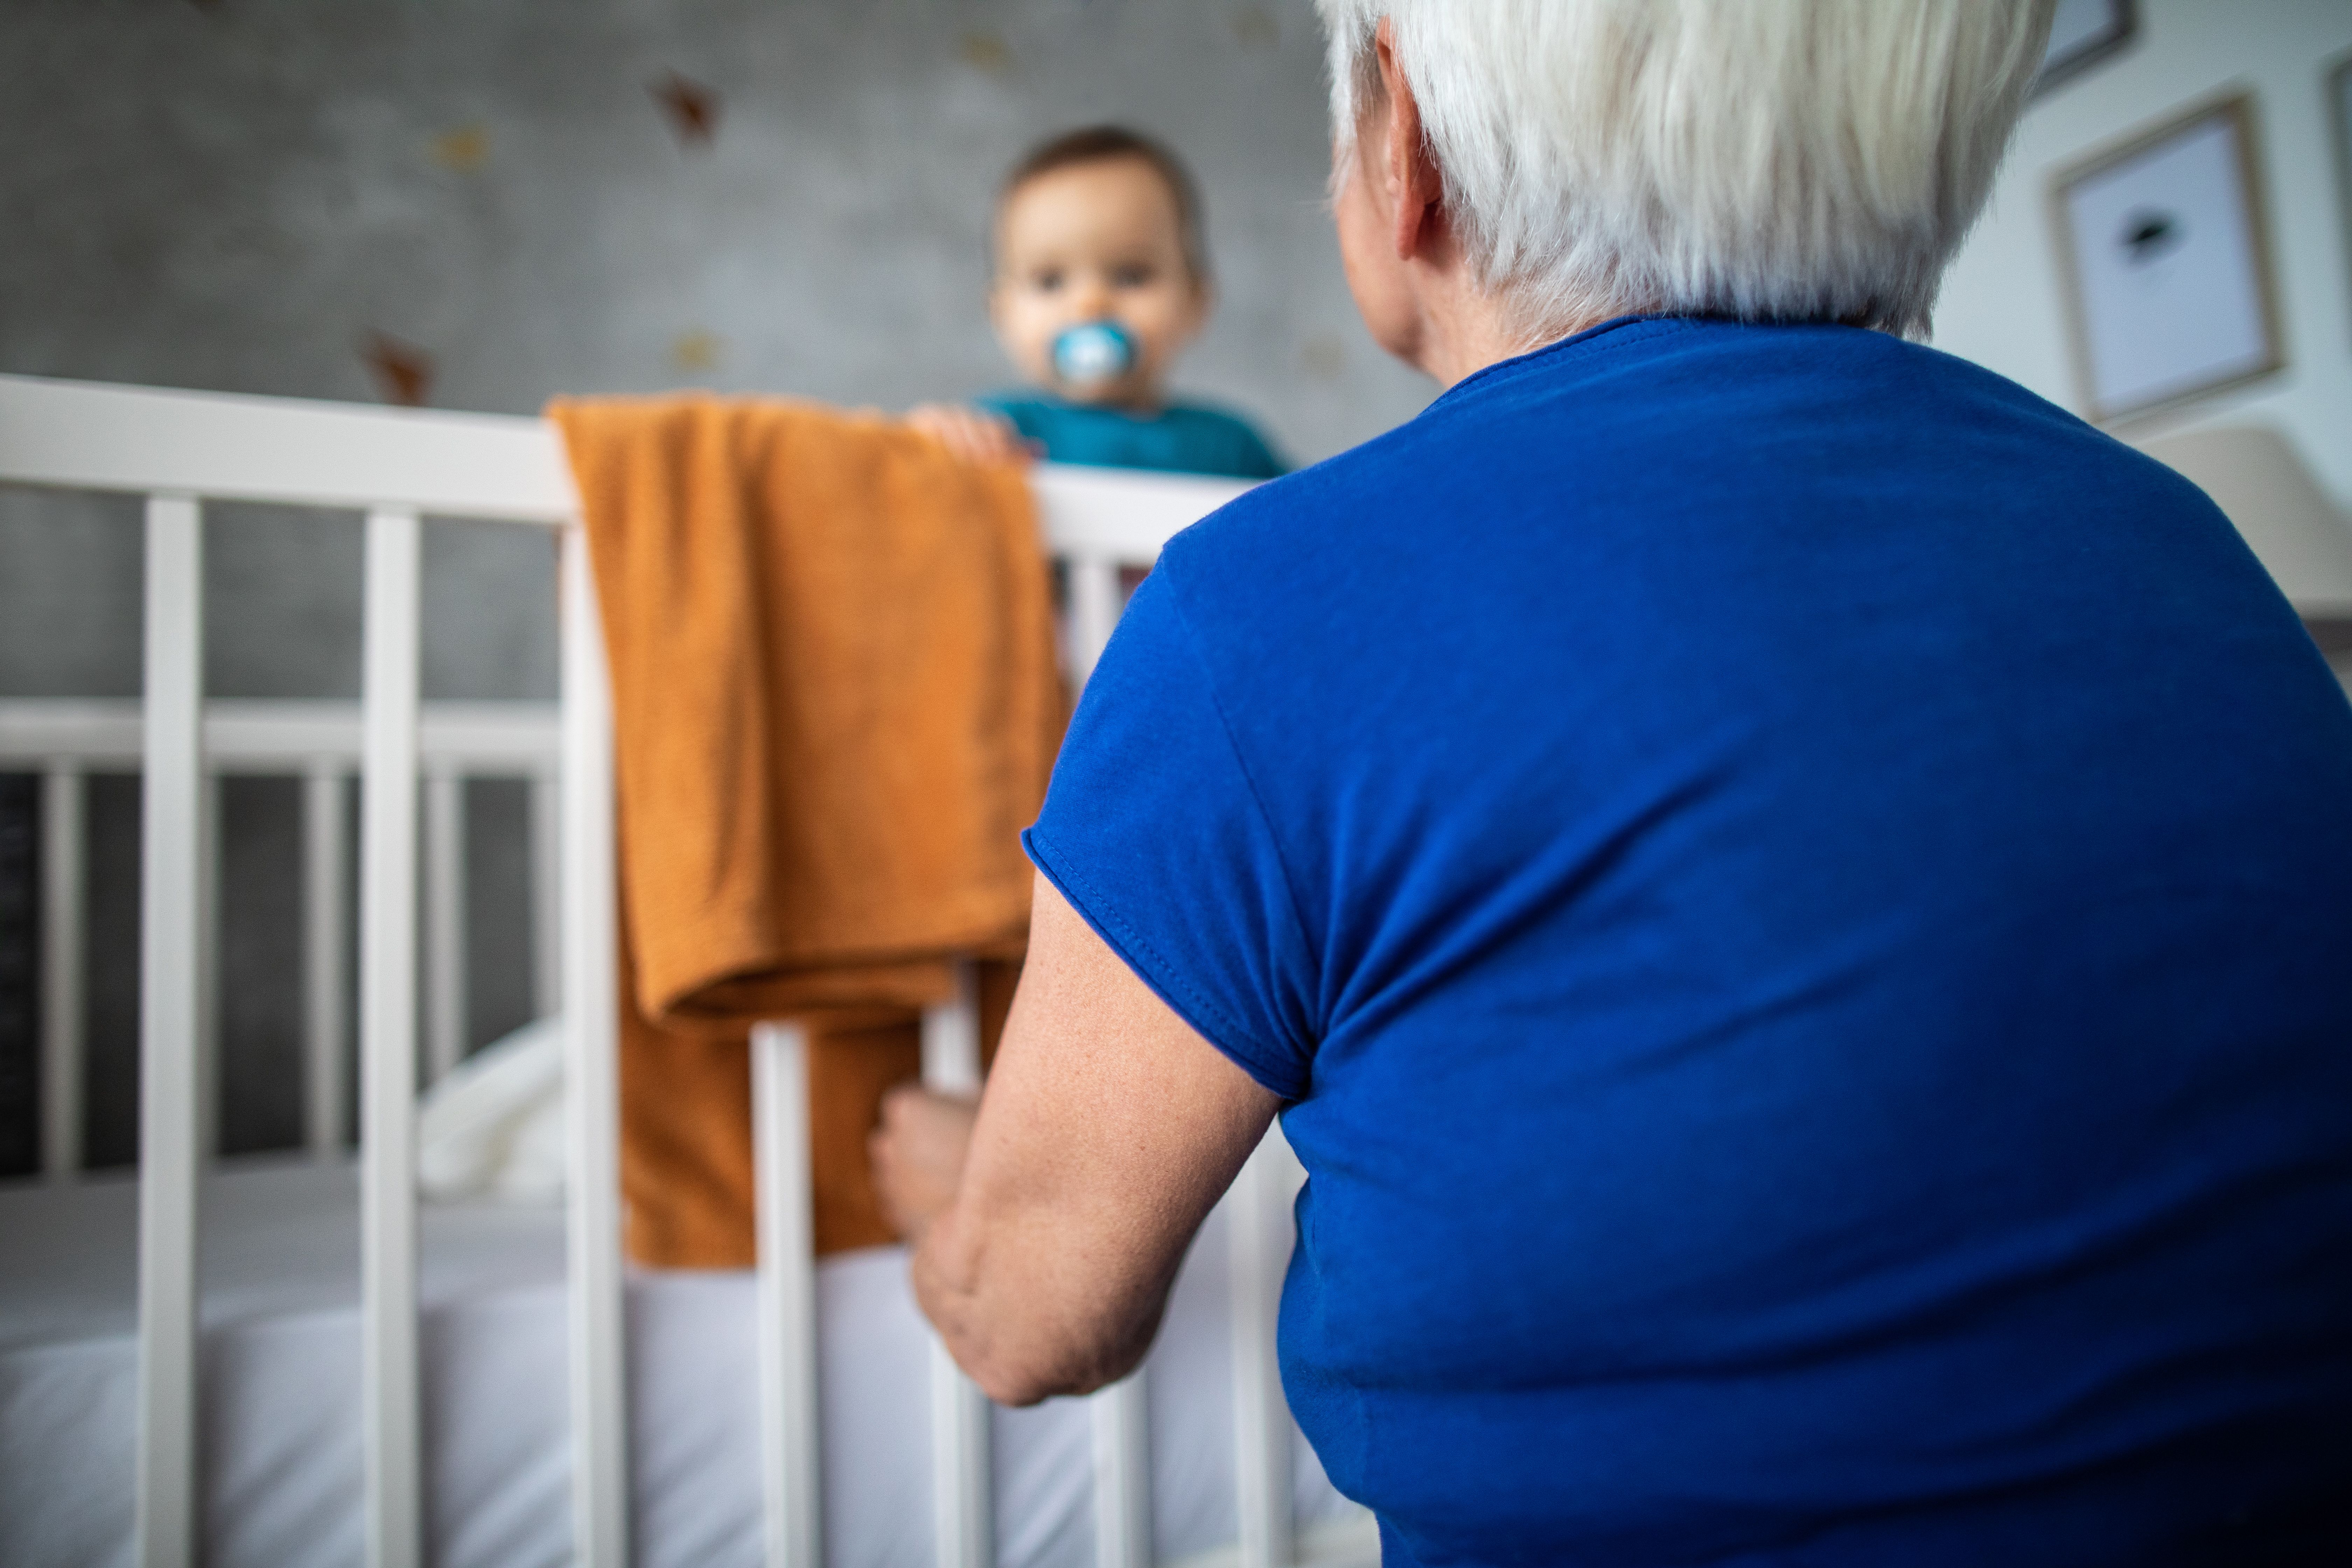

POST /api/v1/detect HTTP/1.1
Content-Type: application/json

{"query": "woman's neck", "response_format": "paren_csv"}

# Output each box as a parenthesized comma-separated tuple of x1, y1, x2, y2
(1412, 280, 1606, 389)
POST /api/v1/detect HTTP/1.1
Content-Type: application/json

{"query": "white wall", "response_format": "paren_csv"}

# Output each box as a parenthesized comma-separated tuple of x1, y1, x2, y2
(1937, 0, 2352, 503)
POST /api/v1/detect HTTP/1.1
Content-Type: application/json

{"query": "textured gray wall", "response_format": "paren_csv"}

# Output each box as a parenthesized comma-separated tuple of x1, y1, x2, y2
(0, 0, 1427, 1166)
(2, 0, 1426, 705)
(2, 0, 1415, 435)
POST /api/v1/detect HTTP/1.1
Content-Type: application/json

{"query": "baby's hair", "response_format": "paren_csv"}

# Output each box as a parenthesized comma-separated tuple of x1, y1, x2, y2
(997, 125, 1209, 282)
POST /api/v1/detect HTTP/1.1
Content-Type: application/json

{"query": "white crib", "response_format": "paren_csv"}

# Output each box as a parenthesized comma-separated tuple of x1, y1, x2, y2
(0, 372, 1364, 1568)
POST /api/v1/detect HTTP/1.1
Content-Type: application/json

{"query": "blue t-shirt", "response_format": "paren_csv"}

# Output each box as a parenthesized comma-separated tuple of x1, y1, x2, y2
(978, 390, 1286, 479)
(1024, 318, 2352, 1566)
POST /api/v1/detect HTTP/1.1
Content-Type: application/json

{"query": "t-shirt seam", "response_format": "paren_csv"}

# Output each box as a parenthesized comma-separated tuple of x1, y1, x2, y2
(1155, 567, 1327, 1054)
(1022, 827, 1306, 1098)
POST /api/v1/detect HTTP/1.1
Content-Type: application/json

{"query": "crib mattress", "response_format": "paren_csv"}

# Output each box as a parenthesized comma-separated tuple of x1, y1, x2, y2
(0, 1158, 1370, 1568)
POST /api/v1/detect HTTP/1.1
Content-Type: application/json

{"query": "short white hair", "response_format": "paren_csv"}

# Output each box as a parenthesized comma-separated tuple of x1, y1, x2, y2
(1316, 0, 2055, 341)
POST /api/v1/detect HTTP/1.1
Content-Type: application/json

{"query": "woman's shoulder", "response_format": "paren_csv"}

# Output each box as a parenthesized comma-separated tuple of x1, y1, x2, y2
(1159, 315, 2233, 633)
(1152, 441, 1391, 622)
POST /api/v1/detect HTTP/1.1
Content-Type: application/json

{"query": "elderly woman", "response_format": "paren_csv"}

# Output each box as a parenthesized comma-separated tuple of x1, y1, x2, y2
(873, 1, 2352, 1561)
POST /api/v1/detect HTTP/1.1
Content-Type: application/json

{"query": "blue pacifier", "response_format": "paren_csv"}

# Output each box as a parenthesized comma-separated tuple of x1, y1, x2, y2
(1051, 320, 1137, 389)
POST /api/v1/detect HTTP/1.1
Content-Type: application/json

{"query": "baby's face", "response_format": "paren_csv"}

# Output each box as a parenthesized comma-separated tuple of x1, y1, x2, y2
(990, 156, 1209, 408)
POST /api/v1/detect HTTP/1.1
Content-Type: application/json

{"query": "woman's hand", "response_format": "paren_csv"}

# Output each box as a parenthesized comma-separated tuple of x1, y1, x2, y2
(880, 879, 1280, 1406)
(907, 403, 1034, 467)
(870, 1084, 980, 1244)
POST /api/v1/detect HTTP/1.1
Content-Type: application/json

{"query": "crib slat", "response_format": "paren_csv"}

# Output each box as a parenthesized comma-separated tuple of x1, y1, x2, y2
(304, 763, 348, 1158)
(40, 763, 85, 1180)
(919, 961, 983, 1095)
(923, 964, 994, 1568)
(197, 772, 221, 1161)
(1230, 1130, 1295, 1568)
(424, 762, 467, 1082)
(932, 1345, 995, 1568)
(1090, 1373, 1152, 1568)
(753, 1021, 822, 1568)
(360, 505, 424, 1568)
(529, 767, 561, 1021)
(134, 492, 204, 1568)
(1067, 556, 1122, 688)
(559, 522, 631, 1568)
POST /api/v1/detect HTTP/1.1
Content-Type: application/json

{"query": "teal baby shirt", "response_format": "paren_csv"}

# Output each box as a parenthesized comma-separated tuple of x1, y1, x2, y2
(978, 391, 1285, 480)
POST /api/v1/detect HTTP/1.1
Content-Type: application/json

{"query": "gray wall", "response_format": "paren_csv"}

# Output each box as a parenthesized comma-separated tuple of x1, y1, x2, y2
(3, 0, 1419, 439)
(2, 0, 1428, 706)
(0, 0, 1429, 1168)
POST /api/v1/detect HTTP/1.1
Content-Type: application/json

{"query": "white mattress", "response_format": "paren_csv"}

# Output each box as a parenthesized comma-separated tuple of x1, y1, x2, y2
(0, 1158, 1372, 1568)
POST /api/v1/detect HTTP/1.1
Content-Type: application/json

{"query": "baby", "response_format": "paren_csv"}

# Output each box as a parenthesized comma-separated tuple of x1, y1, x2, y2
(910, 126, 1286, 480)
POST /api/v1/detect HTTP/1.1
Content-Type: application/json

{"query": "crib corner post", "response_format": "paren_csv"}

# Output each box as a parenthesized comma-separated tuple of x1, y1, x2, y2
(560, 519, 632, 1568)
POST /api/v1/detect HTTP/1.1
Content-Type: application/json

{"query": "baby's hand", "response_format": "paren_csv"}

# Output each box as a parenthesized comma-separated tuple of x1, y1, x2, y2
(907, 402, 1034, 467)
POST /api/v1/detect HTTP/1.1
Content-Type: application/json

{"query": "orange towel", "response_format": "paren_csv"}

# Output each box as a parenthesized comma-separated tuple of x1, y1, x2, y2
(551, 395, 1062, 1265)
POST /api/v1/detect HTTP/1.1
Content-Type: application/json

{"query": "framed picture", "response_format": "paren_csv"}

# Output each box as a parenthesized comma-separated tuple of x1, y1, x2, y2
(2036, 0, 2135, 95)
(2048, 92, 2284, 426)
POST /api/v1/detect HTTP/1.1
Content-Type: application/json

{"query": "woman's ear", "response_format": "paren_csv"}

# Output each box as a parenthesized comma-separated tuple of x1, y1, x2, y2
(1374, 19, 1448, 265)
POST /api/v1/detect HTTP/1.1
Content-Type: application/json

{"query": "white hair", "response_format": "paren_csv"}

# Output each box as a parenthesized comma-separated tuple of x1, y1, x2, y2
(1316, 0, 2055, 342)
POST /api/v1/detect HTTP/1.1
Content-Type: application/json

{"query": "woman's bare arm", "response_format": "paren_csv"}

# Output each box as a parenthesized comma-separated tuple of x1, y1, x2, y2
(870, 876, 1280, 1406)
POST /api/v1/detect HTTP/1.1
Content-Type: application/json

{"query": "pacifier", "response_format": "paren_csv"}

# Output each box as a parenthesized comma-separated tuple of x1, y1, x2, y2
(1051, 320, 1137, 390)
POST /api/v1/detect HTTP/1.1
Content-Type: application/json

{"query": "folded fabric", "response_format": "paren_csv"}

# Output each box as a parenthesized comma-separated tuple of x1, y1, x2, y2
(550, 395, 1062, 1265)
(419, 1017, 566, 1205)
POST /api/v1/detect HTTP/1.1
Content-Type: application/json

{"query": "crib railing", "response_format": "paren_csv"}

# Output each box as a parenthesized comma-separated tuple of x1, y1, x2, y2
(0, 370, 1306, 1568)
(0, 696, 562, 1169)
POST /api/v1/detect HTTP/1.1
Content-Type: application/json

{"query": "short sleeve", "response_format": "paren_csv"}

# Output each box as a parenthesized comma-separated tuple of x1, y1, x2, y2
(1022, 569, 1317, 1099)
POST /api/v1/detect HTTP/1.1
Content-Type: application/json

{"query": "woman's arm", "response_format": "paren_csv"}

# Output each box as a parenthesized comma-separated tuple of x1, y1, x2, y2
(869, 875, 1281, 1406)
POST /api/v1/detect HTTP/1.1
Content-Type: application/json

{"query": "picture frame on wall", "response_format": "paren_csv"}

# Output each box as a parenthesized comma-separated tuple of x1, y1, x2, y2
(2048, 91, 2284, 426)
(2036, 0, 2135, 95)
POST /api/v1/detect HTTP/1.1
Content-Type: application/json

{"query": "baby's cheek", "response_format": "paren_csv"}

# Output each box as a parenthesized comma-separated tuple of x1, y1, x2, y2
(1121, 292, 1191, 348)
(1002, 302, 1064, 373)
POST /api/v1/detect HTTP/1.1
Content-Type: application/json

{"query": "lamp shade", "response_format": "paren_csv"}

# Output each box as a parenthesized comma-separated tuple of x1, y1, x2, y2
(2134, 425, 2352, 618)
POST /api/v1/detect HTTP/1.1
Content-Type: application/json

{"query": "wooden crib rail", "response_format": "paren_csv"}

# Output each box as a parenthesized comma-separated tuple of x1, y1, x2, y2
(0, 369, 1293, 1568)
(0, 369, 1242, 684)
(0, 372, 580, 522)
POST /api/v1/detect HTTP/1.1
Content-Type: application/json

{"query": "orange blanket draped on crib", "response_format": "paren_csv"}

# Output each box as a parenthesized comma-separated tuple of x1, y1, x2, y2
(550, 394, 1062, 1266)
